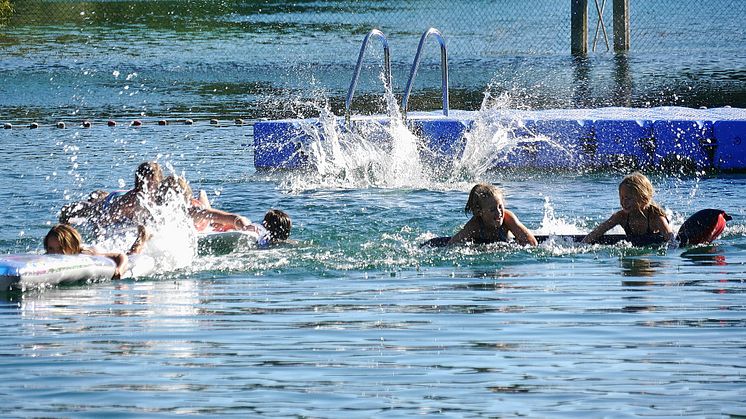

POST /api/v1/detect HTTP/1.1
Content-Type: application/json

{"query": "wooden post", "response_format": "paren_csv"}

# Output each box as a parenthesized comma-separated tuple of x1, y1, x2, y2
(613, 0, 630, 51)
(571, 0, 588, 55)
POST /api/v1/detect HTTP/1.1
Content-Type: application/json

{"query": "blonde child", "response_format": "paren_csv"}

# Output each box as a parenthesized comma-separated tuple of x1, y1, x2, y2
(582, 172, 673, 246)
(448, 183, 537, 246)
(44, 224, 149, 279)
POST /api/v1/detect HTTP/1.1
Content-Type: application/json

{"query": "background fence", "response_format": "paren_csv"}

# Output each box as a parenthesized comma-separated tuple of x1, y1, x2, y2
(2, 0, 745, 56)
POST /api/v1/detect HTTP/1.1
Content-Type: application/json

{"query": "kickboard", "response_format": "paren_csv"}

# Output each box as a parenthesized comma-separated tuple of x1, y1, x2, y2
(198, 230, 261, 255)
(422, 208, 731, 248)
(0, 253, 155, 291)
(421, 234, 634, 248)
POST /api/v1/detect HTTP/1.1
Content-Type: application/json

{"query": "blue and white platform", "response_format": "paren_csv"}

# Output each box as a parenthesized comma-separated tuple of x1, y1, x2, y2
(254, 107, 746, 172)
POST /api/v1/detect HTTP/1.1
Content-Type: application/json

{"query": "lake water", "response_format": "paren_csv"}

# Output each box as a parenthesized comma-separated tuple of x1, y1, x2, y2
(2, 1, 746, 416)
(1, 118, 745, 416)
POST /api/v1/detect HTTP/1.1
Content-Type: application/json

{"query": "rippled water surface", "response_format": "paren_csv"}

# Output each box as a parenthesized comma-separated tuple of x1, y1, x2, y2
(2, 1, 746, 415)
(0, 121, 745, 417)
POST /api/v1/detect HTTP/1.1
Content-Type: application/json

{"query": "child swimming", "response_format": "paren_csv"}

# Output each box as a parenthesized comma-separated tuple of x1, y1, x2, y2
(158, 175, 293, 245)
(262, 209, 293, 244)
(44, 224, 149, 279)
(448, 183, 537, 246)
(582, 172, 673, 246)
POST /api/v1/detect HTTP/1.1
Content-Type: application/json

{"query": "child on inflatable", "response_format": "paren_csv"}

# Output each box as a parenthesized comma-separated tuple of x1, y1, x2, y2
(158, 176, 293, 245)
(448, 183, 537, 246)
(44, 224, 149, 279)
(582, 172, 674, 246)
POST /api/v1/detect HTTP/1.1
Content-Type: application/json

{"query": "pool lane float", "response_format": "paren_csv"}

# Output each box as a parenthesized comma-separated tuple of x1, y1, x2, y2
(422, 208, 732, 248)
(0, 253, 155, 291)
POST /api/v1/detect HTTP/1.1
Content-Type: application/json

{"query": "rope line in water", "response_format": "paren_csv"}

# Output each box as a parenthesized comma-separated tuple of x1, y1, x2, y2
(2, 118, 250, 130)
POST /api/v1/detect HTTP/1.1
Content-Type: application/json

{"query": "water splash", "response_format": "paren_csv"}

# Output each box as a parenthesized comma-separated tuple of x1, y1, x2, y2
(534, 196, 586, 236)
(87, 185, 197, 274)
(278, 88, 562, 192)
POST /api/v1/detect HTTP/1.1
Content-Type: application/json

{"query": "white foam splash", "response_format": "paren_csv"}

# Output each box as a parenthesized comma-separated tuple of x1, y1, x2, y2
(88, 187, 197, 274)
(280, 89, 563, 192)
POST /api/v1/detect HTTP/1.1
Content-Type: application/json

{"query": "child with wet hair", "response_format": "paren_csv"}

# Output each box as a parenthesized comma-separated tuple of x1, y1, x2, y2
(262, 209, 292, 243)
(448, 183, 537, 246)
(44, 223, 149, 279)
(159, 175, 261, 234)
(582, 172, 673, 246)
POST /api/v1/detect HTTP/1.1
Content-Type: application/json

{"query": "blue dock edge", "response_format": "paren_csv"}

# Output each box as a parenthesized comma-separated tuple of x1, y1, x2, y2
(253, 108, 746, 172)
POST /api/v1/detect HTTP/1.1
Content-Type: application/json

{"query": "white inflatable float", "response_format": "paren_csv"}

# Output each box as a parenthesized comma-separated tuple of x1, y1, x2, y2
(0, 253, 155, 291)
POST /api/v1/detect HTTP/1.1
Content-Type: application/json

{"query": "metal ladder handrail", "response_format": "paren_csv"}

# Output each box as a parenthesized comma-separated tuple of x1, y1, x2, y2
(401, 28, 449, 121)
(345, 29, 392, 126)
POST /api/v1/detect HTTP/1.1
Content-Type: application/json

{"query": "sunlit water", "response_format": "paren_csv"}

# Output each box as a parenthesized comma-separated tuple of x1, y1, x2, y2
(1, 98, 745, 416)
(3, 3, 746, 414)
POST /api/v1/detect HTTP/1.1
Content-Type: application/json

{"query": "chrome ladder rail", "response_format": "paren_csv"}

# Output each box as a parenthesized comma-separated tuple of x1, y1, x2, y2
(345, 29, 392, 127)
(401, 28, 449, 121)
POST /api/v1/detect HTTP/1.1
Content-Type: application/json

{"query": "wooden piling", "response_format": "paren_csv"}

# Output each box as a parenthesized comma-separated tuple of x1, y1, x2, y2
(571, 0, 589, 55)
(613, 0, 630, 51)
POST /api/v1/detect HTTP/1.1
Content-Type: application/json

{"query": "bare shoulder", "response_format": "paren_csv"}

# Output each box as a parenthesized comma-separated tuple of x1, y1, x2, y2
(448, 217, 479, 244)
(608, 210, 627, 223)
(503, 209, 519, 224)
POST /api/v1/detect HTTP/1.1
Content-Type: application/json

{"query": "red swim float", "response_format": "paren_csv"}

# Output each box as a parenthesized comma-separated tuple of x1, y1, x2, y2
(675, 208, 732, 246)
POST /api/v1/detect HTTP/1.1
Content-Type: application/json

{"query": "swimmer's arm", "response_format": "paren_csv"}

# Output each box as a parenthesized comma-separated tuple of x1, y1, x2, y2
(84, 248, 128, 279)
(582, 211, 624, 244)
(127, 225, 150, 255)
(59, 202, 88, 224)
(651, 213, 675, 242)
(504, 210, 537, 246)
(198, 190, 212, 210)
(192, 208, 253, 231)
(447, 217, 478, 245)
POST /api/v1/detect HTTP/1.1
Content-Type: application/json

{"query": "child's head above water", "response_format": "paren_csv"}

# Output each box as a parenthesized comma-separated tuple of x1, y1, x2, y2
(134, 161, 164, 192)
(44, 224, 83, 255)
(263, 209, 292, 241)
(157, 175, 192, 205)
(465, 183, 504, 213)
(465, 183, 505, 228)
(619, 172, 654, 209)
(618, 172, 666, 217)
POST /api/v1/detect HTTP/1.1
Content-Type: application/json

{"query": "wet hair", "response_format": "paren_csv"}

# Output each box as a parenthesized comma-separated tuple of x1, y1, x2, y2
(263, 209, 292, 241)
(134, 161, 163, 190)
(157, 175, 193, 205)
(464, 183, 504, 215)
(619, 172, 665, 217)
(44, 224, 83, 255)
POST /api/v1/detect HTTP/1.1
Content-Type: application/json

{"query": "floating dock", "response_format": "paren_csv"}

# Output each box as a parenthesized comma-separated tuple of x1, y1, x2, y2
(253, 107, 746, 172)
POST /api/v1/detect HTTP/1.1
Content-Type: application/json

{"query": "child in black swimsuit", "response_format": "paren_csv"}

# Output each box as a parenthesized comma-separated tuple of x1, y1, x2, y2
(582, 172, 673, 246)
(448, 183, 537, 246)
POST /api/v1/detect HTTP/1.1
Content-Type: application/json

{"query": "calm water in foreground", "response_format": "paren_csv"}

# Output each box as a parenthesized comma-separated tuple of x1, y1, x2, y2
(0, 120, 744, 417)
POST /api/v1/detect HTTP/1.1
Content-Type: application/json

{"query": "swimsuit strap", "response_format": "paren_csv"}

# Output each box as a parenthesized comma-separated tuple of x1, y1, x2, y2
(622, 207, 668, 237)
(623, 208, 654, 236)
(101, 190, 127, 210)
(475, 218, 509, 244)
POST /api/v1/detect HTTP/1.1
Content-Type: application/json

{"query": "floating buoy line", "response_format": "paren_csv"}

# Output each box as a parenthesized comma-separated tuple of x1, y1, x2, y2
(2, 118, 250, 130)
